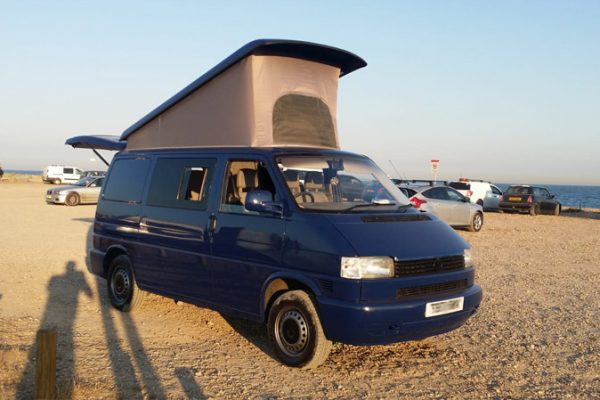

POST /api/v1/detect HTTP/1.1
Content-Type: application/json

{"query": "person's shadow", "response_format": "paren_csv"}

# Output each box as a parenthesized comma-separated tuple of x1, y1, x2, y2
(15, 261, 92, 399)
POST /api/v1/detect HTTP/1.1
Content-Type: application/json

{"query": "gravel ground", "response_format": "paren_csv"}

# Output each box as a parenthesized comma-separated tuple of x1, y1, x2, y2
(1, 182, 598, 399)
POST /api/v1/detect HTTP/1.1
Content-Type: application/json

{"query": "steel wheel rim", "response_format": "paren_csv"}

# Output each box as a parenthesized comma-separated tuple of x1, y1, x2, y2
(275, 308, 310, 357)
(67, 195, 77, 206)
(111, 267, 130, 305)
(474, 214, 482, 230)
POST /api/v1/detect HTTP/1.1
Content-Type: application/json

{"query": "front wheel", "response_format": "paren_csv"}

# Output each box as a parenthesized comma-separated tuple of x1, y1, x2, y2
(65, 192, 80, 206)
(469, 212, 484, 232)
(107, 255, 145, 312)
(554, 204, 561, 216)
(267, 290, 332, 369)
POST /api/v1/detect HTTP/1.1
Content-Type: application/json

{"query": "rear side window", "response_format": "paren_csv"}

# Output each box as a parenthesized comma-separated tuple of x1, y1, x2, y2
(272, 94, 336, 148)
(103, 158, 151, 203)
(449, 182, 470, 191)
(64, 167, 74, 174)
(423, 187, 449, 200)
(147, 158, 216, 210)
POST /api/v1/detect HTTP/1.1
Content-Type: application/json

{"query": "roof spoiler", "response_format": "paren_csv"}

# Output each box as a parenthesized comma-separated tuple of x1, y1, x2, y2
(65, 135, 125, 166)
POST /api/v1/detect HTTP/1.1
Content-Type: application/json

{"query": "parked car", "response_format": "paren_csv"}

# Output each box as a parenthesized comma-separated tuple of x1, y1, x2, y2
(45, 176, 105, 206)
(70, 39, 482, 369)
(409, 185, 484, 232)
(448, 179, 503, 210)
(499, 185, 561, 215)
(42, 165, 84, 185)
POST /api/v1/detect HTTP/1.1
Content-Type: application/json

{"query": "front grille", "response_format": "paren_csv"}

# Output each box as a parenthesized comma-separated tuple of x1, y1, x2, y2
(396, 279, 468, 298)
(394, 255, 464, 277)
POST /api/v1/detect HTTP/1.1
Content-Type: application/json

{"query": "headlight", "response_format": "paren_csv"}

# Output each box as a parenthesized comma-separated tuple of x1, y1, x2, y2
(464, 248, 473, 268)
(341, 257, 395, 279)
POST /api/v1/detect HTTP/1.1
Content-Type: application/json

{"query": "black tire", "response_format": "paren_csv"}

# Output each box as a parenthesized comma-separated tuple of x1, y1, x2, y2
(65, 192, 80, 206)
(529, 204, 540, 216)
(554, 204, 561, 216)
(52, 178, 61, 185)
(107, 255, 145, 312)
(469, 212, 484, 232)
(267, 290, 332, 369)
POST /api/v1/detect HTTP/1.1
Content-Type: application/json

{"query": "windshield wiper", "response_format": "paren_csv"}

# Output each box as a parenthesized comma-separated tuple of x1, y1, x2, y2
(342, 202, 407, 212)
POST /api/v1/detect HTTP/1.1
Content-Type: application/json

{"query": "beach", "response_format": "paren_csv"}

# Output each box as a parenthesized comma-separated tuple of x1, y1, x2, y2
(0, 181, 598, 399)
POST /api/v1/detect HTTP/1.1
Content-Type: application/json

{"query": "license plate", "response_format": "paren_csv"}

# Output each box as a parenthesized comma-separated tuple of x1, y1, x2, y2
(509, 196, 521, 201)
(425, 297, 464, 317)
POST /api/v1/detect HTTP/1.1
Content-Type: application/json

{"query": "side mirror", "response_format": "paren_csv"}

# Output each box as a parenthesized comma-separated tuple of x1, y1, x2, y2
(245, 190, 283, 215)
(550, 194, 555, 199)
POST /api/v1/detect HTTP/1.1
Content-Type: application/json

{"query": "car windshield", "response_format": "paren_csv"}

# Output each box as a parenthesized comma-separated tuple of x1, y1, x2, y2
(73, 177, 95, 186)
(506, 186, 532, 195)
(276, 155, 410, 212)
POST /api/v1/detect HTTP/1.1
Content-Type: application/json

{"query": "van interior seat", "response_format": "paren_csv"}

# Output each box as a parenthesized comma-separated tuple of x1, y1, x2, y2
(304, 172, 330, 202)
(236, 168, 258, 204)
(282, 170, 302, 196)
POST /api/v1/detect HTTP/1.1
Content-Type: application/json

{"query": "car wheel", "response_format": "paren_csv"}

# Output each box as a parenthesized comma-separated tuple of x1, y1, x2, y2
(469, 212, 484, 232)
(267, 290, 332, 369)
(554, 204, 561, 216)
(65, 192, 80, 206)
(107, 255, 145, 312)
(52, 178, 61, 185)
(529, 204, 540, 216)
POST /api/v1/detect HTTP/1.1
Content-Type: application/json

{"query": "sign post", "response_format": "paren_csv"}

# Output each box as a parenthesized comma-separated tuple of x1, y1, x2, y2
(430, 159, 440, 181)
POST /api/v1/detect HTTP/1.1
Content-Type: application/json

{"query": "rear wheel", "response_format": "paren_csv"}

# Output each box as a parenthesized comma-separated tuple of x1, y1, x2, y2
(65, 192, 80, 206)
(107, 255, 145, 312)
(469, 212, 483, 232)
(52, 178, 61, 185)
(267, 290, 332, 368)
(529, 204, 540, 216)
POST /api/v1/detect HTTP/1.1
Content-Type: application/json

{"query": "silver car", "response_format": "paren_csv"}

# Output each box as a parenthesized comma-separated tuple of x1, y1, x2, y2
(408, 185, 484, 232)
(45, 176, 105, 206)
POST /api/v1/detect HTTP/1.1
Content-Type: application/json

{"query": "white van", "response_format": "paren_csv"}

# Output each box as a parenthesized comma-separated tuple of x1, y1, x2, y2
(448, 179, 503, 210)
(42, 165, 83, 184)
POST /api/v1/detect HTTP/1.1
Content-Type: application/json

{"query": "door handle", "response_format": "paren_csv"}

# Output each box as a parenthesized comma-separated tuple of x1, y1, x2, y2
(208, 214, 217, 233)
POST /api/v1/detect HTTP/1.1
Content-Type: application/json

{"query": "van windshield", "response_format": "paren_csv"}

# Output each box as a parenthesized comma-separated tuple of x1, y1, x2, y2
(276, 155, 410, 212)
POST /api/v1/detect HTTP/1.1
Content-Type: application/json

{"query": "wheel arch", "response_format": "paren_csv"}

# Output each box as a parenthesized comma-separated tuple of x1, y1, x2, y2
(261, 272, 322, 322)
(103, 245, 129, 276)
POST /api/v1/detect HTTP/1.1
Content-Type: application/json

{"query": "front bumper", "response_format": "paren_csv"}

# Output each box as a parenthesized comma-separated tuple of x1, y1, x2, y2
(318, 284, 482, 345)
(45, 193, 66, 204)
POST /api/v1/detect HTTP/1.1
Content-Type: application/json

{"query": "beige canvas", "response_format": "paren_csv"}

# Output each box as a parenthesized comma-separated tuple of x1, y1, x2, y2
(126, 55, 341, 150)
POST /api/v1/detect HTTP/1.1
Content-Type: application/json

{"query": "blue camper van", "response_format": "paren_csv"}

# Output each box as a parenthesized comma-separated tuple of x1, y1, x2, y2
(71, 40, 482, 368)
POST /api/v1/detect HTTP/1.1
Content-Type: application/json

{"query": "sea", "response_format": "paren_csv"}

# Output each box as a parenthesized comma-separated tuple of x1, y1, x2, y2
(2, 170, 599, 209)
(498, 184, 600, 209)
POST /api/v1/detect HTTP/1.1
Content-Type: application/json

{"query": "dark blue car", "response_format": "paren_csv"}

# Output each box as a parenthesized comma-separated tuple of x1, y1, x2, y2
(74, 39, 482, 368)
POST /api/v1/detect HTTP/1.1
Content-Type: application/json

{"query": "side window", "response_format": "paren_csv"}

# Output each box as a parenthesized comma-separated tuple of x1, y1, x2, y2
(491, 185, 502, 195)
(446, 188, 465, 202)
(220, 160, 276, 214)
(541, 189, 551, 198)
(146, 158, 215, 210)
(103, 158, 152, 203)
(533, 187, 544, 197)
(64, 167, 74, 174)
(424, 187, 449, 200)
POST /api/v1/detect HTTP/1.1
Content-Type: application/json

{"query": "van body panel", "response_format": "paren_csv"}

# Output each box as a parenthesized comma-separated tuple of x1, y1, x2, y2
(324, 213, 468, 259)
(91, 146, 482, 347)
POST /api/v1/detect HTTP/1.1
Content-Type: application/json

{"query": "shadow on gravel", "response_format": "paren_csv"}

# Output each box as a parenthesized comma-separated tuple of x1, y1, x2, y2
(175, 367, 206, 399)
(220, 314, 277, 362)
(15, 261, 92, 399)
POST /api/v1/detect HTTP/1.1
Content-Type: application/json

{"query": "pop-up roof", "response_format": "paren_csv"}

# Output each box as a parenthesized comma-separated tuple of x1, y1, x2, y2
(120, 39, 366, 150)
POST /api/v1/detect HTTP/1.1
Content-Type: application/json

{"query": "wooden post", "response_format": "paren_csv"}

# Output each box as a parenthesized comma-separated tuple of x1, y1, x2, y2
(34, 329, 57, 400)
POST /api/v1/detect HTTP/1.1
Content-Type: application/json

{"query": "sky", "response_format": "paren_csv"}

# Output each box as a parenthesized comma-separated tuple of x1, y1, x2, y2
(0, 1, 599, 185)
